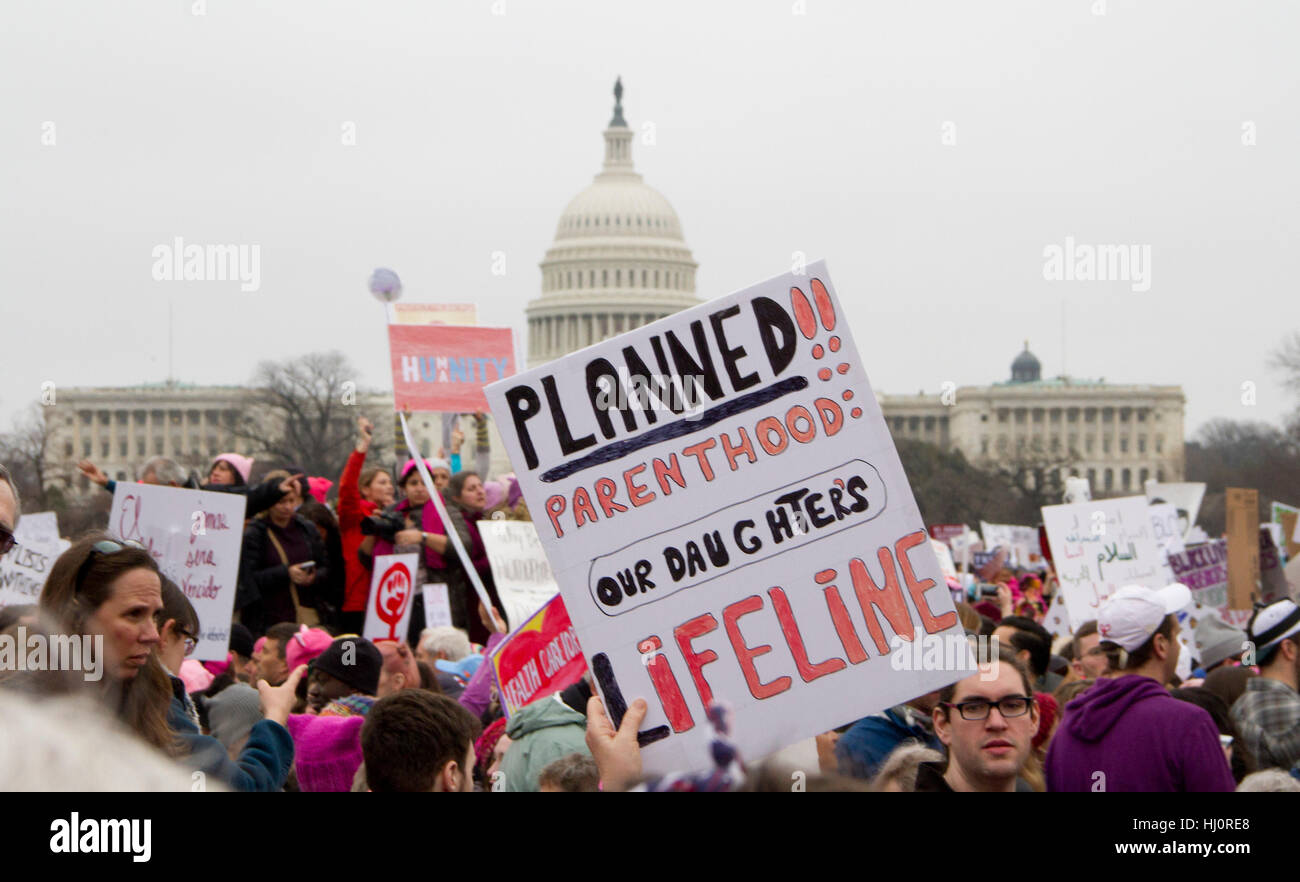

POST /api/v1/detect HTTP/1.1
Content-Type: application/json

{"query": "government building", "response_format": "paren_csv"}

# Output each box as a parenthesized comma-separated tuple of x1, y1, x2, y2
(878, 343, 1186, 495)
(526, 78, 700, 365)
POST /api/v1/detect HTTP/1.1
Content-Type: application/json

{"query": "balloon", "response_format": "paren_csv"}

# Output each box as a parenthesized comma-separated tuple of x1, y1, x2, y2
(368, 268, 403, 303)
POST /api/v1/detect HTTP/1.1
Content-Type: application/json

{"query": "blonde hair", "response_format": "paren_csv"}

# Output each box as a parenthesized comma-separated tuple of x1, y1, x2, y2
(870, 743, 944, 792)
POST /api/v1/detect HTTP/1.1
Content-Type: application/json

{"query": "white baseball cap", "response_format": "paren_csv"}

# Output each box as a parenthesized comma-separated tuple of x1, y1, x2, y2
(1247, 599, 1300, 654)
(1097, 584, 1192, 652)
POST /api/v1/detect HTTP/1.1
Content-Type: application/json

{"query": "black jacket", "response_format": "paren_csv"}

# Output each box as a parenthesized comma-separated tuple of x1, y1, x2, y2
(237, 515, 329, 629)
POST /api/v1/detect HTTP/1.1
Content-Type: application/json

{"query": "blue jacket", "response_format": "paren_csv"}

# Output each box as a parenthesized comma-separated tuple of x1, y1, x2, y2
(836, 705, 942, 780)
(167, 679, 294, 792)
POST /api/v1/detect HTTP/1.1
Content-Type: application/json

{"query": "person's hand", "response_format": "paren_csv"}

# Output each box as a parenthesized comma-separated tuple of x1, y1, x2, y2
(259, 664, 307, 726)
(288, 563, 311, 585)
(394, 528, 424, 546)
(78, 460, 109, 487)
(279, 473, 304, 496)
(450, 426, 464, 454)
(585, 695, 645, 792)
(478, 600, 508, 635)
(996, 584, 1013, 616)
(356, 416, 373, 453)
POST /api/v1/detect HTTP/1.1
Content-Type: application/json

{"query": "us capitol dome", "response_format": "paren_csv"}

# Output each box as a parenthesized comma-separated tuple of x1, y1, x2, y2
(526, 78, 700, 367)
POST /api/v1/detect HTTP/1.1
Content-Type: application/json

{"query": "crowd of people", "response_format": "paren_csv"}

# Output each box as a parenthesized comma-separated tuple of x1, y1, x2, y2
(1, 429, 1299, 793)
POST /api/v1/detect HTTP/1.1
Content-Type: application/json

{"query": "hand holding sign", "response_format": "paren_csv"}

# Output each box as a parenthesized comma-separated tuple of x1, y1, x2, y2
(586, 694, 646, 792)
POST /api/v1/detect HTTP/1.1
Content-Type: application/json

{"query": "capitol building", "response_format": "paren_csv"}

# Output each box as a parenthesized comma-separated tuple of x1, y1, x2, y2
(879, 343, 1186, 495)
(526, 79, 700, 366)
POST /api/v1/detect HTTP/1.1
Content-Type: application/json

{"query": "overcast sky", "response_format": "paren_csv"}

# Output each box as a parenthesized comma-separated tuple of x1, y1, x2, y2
(2, 0, 1296, 437)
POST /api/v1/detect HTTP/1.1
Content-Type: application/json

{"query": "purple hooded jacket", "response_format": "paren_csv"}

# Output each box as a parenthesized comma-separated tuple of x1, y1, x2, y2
(1045, 674, 1235, 792)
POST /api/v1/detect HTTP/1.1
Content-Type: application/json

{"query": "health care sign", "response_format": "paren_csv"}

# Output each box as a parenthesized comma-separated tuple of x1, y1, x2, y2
(486, 262, 972, 775)
(491, 593, 587, 716)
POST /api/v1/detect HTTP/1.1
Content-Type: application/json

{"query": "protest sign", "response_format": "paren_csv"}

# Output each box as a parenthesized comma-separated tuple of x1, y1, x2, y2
(1144, 481, 1206, 542)
(1225, 488, 1259, 610)
(480, 520, 559, 631)
(391, 303, 477, 326)
(1167, 540, 1250, 629)
(388, 325, 515, 413)
(930, 538, 957, 580)
(1149, 502, 1185, 585)
(363, 553, 420, 642)
(1041, 496, 1165, 631)
(422, 583, 453, 628)
(948, 527, 979, 572)
(1270, 501, 1300, 560)
(108, 483, 246, 661)
(486, 262, 971, 775)
(928, 524, 966, 546)
(0, 512, 61, 608)
(1259, 527, 1288, 604)
(979, 522, 1042, 569)
(490, 592, 587, 716)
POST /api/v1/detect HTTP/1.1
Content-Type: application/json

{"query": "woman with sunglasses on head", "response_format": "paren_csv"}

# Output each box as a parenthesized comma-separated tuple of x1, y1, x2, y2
(38, 534, 302, 791)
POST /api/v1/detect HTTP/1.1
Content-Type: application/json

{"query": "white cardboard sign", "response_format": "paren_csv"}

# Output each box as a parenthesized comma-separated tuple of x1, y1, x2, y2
(422, 582, 453, 629)
(1041, 495, 1167, 631)
(362, 553, 420, 643)
(479, 519, 561, 631)
(1144, 481, 1206, 542)
(109, 483, 246, 661)
(486, 262, 971, 776)
(0, 512, 62, 608)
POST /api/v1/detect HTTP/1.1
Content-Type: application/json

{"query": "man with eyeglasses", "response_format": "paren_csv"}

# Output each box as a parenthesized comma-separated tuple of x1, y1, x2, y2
(917, 645, 1040, 792)
(0, 463, 21, 562)
(1069, 620, 1117, 680)
(1045, 584, 1235, 792)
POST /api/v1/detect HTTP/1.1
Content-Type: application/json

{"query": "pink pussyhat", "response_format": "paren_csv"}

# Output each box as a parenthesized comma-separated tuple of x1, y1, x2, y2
(285, 625, 334, 674)
(307, 476, 333, 503)
(210, 453, 254, 484)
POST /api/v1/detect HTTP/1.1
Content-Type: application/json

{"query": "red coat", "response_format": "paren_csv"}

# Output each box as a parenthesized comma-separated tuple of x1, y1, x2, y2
(337, 449, 377, 613)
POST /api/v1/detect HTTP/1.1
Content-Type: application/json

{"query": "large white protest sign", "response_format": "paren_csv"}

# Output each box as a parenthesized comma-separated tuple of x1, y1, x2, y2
(0, 512, 62, 608)
(486, 262, 971, 775)
(1041, 496, 1166, 631)
(108, 483, 246, 661)
(479, 519, 560, 631)
(363, 553, 420, 643)
(1144, 481, 1206, 542)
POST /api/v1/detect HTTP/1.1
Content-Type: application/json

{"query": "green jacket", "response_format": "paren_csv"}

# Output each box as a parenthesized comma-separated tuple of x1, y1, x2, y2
(500, 695, 590, 792)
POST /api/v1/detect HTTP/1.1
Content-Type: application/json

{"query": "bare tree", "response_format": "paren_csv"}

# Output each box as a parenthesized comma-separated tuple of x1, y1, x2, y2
(0, 402, 60, 512)
(230, 351, 387, 479)
(991, 439, 1078, 513)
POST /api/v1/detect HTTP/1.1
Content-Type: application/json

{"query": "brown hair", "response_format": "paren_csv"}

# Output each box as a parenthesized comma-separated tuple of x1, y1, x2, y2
(954, 602, 981, 634)
(537, 753, 600, 792)
(937, 643, 1035, 710)
(360, 467, 388, 497)
(361, 691, 480, 792)
(38, 533, 177, 754)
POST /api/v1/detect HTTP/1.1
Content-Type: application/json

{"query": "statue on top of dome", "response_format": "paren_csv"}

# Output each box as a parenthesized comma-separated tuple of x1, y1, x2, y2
(610, 76, 627, 128)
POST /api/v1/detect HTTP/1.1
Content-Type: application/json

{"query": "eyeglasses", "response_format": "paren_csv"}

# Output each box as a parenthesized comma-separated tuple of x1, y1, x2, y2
(178, 630, 198, 656)
(943, 695, 1036, 721)
(74, 539, 149, 593)
(0, 525, 15, 556)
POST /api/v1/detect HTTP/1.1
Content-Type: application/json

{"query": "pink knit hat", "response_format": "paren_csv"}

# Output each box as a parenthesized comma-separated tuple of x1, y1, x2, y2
(286, 713, 366, 792)
(179, 658, 215, 693)
(284, 626, 334, 673)
(210, 453, 254, 484)
(307, 476, 333, 503)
